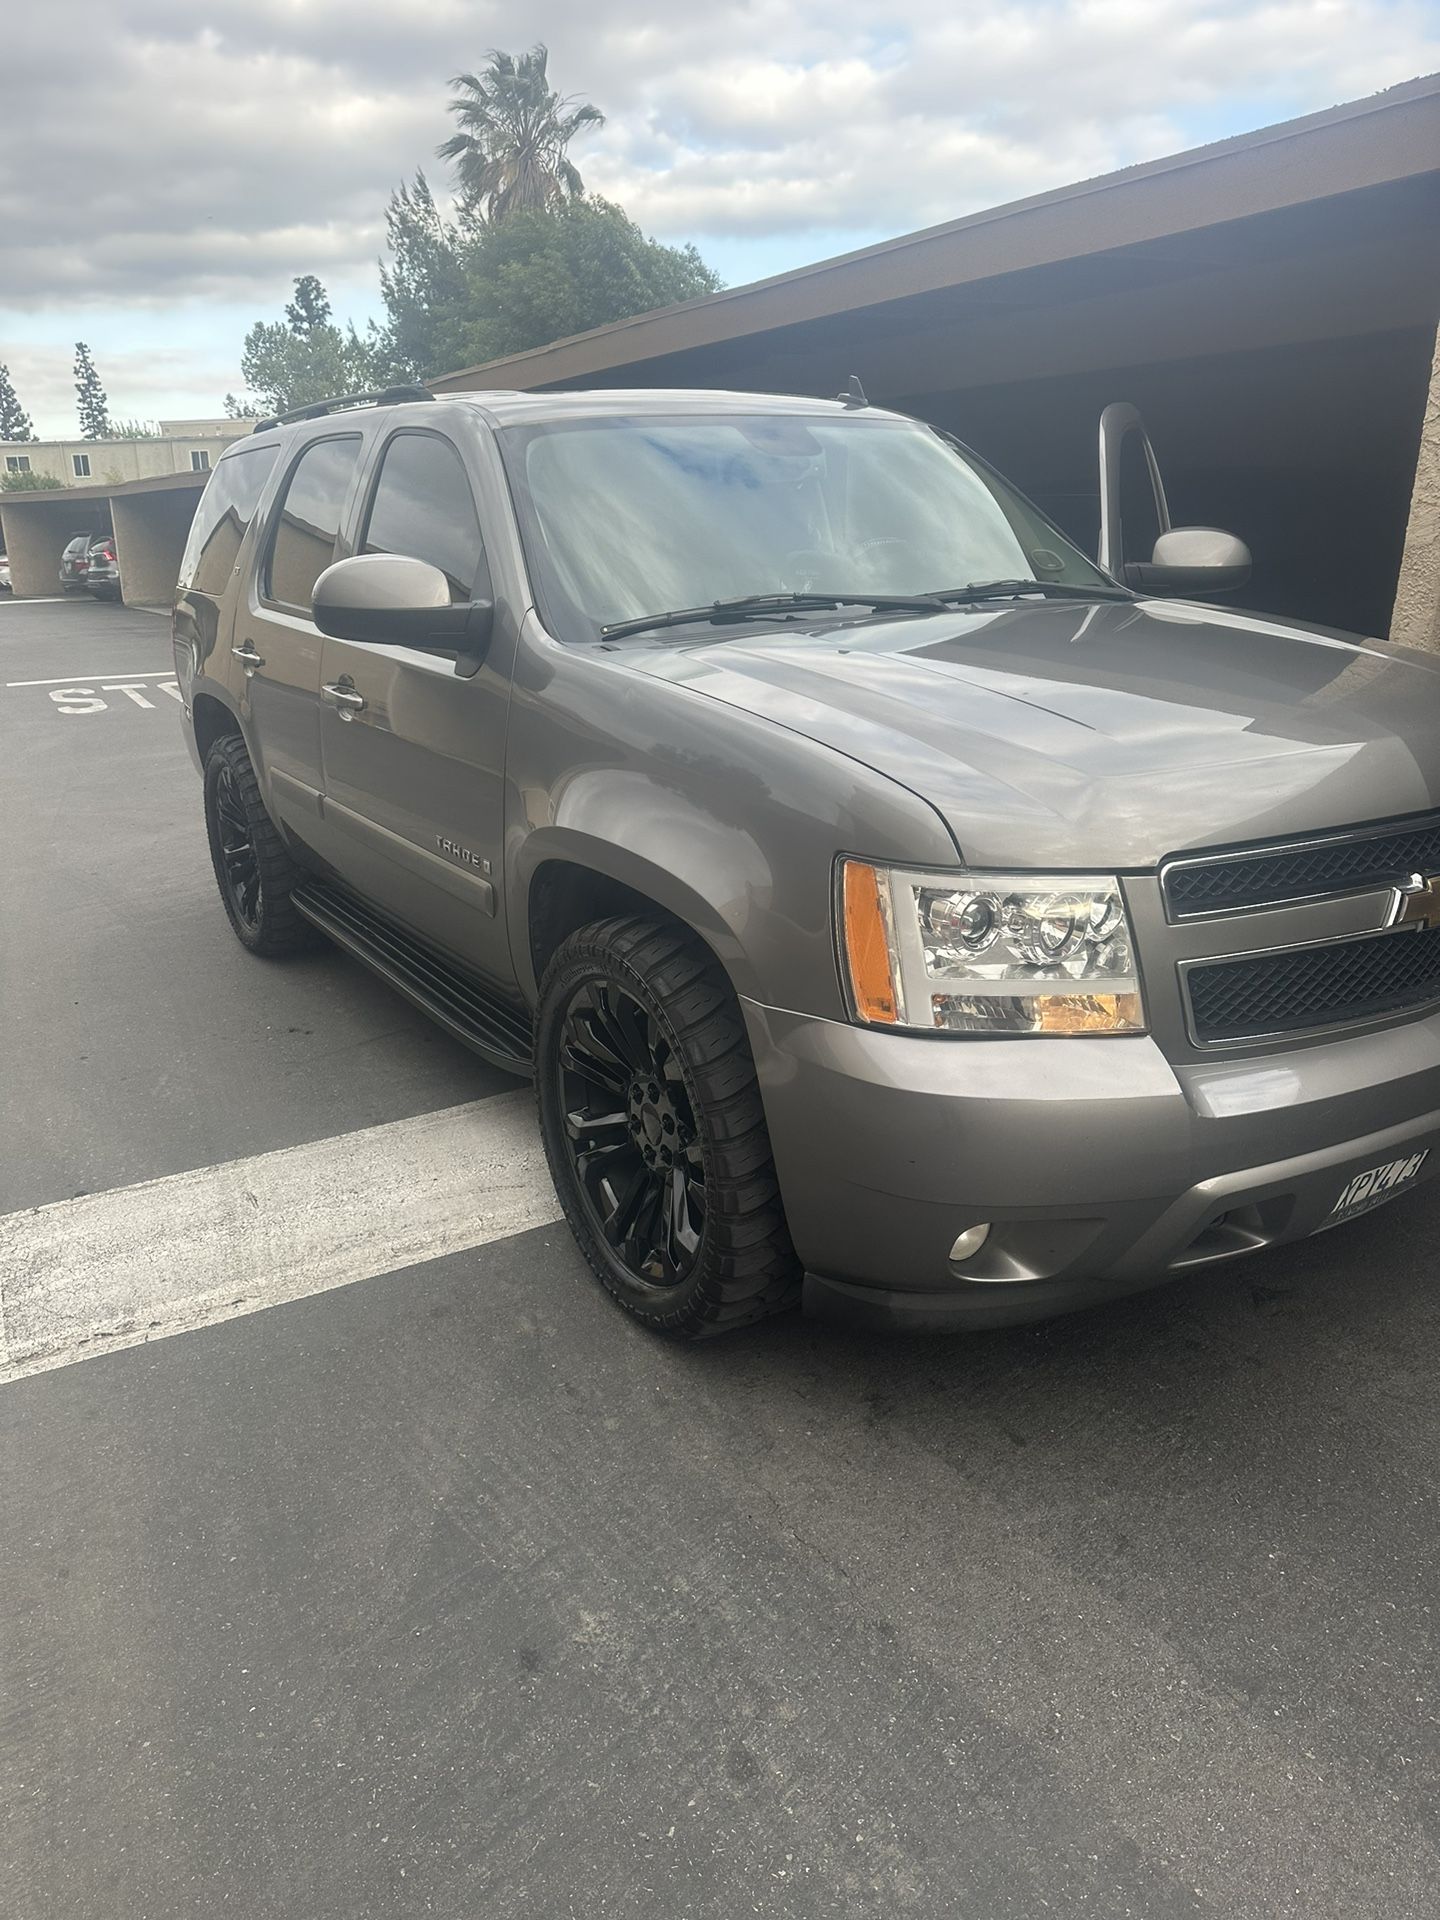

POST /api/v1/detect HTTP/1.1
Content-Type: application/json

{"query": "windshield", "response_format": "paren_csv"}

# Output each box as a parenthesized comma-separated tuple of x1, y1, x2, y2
(501, 411, 1112, 642)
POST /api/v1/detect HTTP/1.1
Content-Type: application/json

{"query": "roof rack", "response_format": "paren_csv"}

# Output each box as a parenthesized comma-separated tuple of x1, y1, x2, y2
(252, 384, 434, 434)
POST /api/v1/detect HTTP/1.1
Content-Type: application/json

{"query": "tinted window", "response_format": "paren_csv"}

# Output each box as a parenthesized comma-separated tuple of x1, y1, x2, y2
(178, 444, 279, 597)
(362, 432, 484, 603)
(265, 436, 362, 610)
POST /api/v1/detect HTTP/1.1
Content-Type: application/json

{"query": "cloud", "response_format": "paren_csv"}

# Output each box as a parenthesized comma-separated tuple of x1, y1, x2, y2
(2, 0, 1435, 308)
(0, 1, 1434, 426)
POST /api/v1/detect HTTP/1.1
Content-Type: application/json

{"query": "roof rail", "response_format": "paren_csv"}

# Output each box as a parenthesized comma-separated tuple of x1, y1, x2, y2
(252, 384, 434, 434)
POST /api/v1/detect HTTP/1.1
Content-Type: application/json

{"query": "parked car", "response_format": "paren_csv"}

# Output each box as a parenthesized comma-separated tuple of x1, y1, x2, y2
(175, 384, 1440, 1338)
(59, 534, 95, 592)
(0, 551, 11, 593)
(84, 537, 120, 601)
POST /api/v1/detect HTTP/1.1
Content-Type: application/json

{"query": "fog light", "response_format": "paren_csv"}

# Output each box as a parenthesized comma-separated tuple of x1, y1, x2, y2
(948, 1223, 992, 1265)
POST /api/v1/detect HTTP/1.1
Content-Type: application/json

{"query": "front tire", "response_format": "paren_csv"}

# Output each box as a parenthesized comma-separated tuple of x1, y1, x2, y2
(536, 916, 802, 1338)
(202, 733, 319, 956)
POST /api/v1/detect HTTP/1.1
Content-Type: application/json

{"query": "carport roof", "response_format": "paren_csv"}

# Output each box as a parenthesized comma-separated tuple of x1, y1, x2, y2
(432, 72, 1440, 396)
(0, 469, 208, 507)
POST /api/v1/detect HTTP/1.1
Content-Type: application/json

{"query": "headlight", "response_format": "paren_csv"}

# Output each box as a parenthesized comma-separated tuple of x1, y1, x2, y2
(840, 859, 1146, 1035)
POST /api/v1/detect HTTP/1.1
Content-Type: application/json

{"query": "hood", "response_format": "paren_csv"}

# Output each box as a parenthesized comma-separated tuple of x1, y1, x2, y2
(619, 598, 1440, 868)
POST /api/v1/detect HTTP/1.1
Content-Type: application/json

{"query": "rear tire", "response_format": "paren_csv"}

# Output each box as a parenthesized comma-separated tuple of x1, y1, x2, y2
(536, 915, 802, 1338)
(203, 733, 319, 956)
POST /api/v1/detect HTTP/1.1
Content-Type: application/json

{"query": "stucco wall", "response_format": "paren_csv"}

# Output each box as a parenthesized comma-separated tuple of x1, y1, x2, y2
(1, 427, 245, 488)
(111, 489, 203, 606)
(1391, 322, 1440, 653)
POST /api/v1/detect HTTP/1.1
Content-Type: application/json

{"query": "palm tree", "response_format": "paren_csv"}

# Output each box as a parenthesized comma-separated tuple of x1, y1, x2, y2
(438, 46, 605, 223)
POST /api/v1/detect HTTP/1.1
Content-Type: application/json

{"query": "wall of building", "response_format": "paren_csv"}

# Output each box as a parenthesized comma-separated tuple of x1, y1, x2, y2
(1391, 322, 1440, 653)
(111, 489, 200, 607)
(1, 420, 247, 489)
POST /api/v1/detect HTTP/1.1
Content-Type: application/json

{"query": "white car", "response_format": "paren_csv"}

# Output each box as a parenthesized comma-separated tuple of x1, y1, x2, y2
(0, 553, 11, 592)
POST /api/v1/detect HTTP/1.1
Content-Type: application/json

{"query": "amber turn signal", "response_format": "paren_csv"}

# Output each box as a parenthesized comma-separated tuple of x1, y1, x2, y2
(842, 859, 901, 1024)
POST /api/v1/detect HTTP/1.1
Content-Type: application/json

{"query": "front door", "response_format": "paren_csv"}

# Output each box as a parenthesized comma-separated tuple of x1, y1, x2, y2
(236, 431, 364, 837)
(316, 426, 514, 988)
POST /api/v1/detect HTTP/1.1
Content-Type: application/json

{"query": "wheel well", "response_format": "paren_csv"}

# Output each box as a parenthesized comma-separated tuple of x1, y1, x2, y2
(192, 691, 242, 762)
(528, 860, 687, 983)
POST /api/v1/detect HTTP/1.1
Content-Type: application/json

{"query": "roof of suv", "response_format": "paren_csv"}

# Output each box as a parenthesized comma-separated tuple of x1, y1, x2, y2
(244, 386, 900, 448)
(457, 388, 895, 427)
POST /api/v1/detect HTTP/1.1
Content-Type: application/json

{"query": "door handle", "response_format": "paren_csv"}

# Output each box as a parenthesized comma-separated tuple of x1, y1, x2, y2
(322, 681, 367, 716)
(231, 642, 264, 674)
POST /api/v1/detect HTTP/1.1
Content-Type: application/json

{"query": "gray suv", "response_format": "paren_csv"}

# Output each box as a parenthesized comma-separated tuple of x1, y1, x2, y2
(175, 385, 1440, 1337)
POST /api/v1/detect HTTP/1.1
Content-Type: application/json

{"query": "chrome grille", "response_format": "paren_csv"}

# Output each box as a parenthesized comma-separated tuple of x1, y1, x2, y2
(1186, 925, 1440, 1043)
(1164, 815, 1440, 918)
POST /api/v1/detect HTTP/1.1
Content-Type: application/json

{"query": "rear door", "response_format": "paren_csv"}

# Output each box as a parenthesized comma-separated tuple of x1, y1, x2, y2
(235, 431, 364, 837)
(175, 440, 280, 711)
(316, 424, 515, 986)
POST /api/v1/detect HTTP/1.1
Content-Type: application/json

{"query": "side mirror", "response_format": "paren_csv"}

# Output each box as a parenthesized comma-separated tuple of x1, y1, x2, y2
(1123, 527, 1252, 596)
(312, 553, 493, 672)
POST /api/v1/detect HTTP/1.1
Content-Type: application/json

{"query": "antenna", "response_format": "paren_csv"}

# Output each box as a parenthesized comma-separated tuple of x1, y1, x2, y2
(836, 374, 868, 409)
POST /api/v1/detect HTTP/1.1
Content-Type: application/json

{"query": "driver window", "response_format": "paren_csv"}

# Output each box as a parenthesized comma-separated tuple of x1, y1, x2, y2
(362, 432, 486, 603)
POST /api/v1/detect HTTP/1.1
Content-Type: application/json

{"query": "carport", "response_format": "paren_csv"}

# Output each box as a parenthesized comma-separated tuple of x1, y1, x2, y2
(434, 75, 1440, 649)
(0, 469, 206, 606)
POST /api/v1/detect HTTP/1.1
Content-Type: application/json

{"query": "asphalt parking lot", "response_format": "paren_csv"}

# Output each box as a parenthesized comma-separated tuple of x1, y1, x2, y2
(3, 595, 1439, 1919)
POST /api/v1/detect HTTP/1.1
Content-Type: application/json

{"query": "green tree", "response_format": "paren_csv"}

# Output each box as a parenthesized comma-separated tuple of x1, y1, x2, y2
(2, 468, 66, 491)
(0, 364, 35, 441)
(223, 392, 260, 419)
(284, 275, 333, 335)
(239, 276, 386, 414)
(376, 173, 475, 379)
(409, 197, 722, 373)
(438, 45, 604, 223)
(74, 342, 111, 439)
(109, 418, 160, 439)
(374, 190, 721, 378)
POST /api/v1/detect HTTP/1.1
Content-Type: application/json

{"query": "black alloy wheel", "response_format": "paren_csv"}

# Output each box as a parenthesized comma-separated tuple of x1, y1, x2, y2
(214, 759, 262, 932)
(557, 977, 705, 1291)
(535, 916, 802, 1337)
(202, 732, 319, 957)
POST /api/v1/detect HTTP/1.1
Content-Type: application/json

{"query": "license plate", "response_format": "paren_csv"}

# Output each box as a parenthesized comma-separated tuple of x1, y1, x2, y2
(1326, 1150, 1429, 1228)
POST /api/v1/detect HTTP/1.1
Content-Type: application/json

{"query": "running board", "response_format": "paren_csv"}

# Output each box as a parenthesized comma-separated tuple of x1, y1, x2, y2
(291, 879, 534, 1075)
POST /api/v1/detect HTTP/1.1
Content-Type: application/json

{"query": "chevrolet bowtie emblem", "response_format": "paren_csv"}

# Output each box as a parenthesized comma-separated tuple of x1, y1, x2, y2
(1389, 872, 1440, 931)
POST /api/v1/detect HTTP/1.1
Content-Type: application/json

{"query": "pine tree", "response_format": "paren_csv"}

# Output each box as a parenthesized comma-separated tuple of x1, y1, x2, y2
(0, 363, 35, 441)
(284, 276, 333, 336)
(74, 343, 111, 440)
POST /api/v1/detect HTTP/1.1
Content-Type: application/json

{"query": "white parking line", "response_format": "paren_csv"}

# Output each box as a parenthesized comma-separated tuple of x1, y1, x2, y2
(0, 1094, 560, 1383)
(6, 670, 174, 686)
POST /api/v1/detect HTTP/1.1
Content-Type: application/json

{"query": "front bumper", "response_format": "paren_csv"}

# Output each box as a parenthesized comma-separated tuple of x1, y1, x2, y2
(740, 999, 1440, 1329)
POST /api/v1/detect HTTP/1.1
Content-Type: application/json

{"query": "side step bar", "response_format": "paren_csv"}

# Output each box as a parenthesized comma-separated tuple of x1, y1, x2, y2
(291, 879, 534, 1076)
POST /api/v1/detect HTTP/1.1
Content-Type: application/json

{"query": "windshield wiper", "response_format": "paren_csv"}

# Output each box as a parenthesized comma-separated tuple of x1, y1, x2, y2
(601, 589, 947, 642)
(930, 578, 1133, 605)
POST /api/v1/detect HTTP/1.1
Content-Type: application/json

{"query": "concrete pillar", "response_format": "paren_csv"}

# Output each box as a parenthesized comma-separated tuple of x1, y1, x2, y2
(111, 489, 200, 607)
(0, 497, 108, 597)
(1391, 319, 1440, 653)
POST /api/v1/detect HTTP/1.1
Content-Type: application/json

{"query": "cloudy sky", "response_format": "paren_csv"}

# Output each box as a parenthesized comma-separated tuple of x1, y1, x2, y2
(3, 1, 1437, 435)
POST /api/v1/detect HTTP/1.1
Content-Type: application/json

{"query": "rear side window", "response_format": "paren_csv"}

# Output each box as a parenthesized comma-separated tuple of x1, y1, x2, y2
(361, 432, 485, 603)
(178, 444, 279, 597)
(264, 435, 362, 612)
